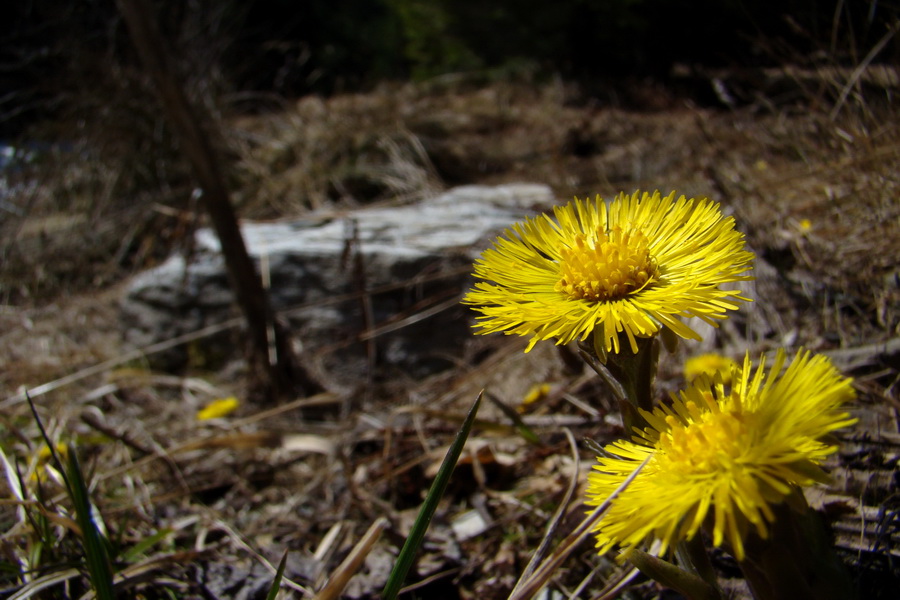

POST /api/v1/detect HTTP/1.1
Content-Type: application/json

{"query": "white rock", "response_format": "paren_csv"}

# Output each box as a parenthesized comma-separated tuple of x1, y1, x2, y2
(120, 184, 553, 382)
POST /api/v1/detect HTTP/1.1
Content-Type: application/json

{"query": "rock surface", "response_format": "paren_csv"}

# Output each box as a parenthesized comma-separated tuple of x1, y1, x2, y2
(120, 184, 553, 384)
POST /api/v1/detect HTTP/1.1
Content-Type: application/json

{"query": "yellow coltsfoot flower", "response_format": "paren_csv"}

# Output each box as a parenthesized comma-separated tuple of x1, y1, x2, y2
(196, 396, 240, 420)
(464, 190, 754, 354)
(684, 352, 738, 384)
(585, 349, 856, 561)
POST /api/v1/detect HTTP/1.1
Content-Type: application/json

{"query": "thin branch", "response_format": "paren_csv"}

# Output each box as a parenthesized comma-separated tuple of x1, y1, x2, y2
(508, 455, 651, 600)
(510, 428, 580, 596)
(829, 19, 900, 120)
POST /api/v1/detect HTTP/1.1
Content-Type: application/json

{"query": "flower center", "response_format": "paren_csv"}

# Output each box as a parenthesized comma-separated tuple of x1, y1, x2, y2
(555, 226, 659, 301)
(657, 404, 748, 475)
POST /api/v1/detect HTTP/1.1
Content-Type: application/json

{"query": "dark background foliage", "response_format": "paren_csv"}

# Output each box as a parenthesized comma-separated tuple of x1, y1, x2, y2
(3, 0, 898, 136)
(1, 0, 896, 302)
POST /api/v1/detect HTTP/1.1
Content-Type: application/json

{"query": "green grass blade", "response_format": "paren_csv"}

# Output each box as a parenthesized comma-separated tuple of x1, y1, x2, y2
(25, 393, 71, 492)
(120, 527, 174, 563)
(65, 444, 116, 600)
(381, 390, 483, 600)
(265, 550, 289, 600)
(484, 391, 542, 445)
(26, 393, 116, 598)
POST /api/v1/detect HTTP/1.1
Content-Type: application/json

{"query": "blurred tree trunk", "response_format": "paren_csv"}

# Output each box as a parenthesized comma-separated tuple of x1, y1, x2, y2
(116, 0, 322, 402)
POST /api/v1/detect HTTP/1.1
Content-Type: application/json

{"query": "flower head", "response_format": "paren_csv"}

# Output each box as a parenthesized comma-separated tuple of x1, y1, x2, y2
(197, 396, 240, 420)
(30, 442, 69, 485)
(464, 190, 753, 354)
(684, 352, 738, 385)
(585, 349, 856, 561)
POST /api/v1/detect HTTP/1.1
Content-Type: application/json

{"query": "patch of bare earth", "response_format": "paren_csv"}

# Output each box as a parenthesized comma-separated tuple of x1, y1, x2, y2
(1, 79, 898, 598)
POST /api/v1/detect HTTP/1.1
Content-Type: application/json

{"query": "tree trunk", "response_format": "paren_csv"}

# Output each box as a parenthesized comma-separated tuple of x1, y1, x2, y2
(115, 0, 322, 401)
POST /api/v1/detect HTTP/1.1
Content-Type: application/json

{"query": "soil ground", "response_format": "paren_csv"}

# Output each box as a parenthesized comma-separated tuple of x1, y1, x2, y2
(1, 76, 898, 598)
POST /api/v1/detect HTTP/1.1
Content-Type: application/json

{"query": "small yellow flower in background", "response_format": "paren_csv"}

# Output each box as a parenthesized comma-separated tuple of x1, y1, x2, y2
(585, 349, 856, 561)
(30, 442, 68, 484)
(520, 383, 552, 412)
(683, 352, 738, 385)
(798, 218, 813, 232)
(196, 396, 240, 420)
(36, 442, 68, 464)
(464, 190, 754, 354)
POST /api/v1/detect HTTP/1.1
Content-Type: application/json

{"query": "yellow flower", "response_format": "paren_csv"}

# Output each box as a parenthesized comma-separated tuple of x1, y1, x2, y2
(29, 442, 68, 484)
(36, 442, 68, 463)
(585, 349, 856, 561)
(464, 191, 754, 354)
(523, 383, 551, 404)
(196, 397, 240, 420)
(520, 383, 552, 412)
(684, 353, 738, 384)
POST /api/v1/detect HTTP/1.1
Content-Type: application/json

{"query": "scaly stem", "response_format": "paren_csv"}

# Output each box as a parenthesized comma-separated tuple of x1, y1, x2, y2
(677, 536, 721, 596)
(736, 489, 855, 600)
(581, 333, 658, 433)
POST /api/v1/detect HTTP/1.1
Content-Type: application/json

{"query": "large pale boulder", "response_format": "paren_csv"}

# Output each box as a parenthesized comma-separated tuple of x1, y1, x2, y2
(120, 184, 552, 383)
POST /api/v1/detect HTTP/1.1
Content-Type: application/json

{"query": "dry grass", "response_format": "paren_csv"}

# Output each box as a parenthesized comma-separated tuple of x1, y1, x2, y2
(1, 75, 898, 598)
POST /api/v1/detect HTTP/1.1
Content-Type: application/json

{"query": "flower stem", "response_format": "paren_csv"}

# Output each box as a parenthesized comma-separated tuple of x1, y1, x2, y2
(737, 489, 855, 600)
(630, 549, 721, 600)
(581, 333, 658, 433)
(678, 536, 719, 592)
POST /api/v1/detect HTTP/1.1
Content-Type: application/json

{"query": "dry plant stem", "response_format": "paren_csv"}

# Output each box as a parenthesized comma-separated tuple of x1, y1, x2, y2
(578, 349, 627, 403)
(736, 489, 855, 600)
(1, 269, 468, 409)
(568, 565, 599, 599)
(591, 564, 641, 600)
(829, 19, 900, 120)
(95, 551, 207, 599)
(0, 319, 241, 408)
(115, 0, 322, 402)
(314, 517, 388, 600)
(7, 568, 82, 600)
(509, 429, 580, 597)
(398, 568, 461, 595)
(507, 455, 650, 600)
(204, 520, 311, 596)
